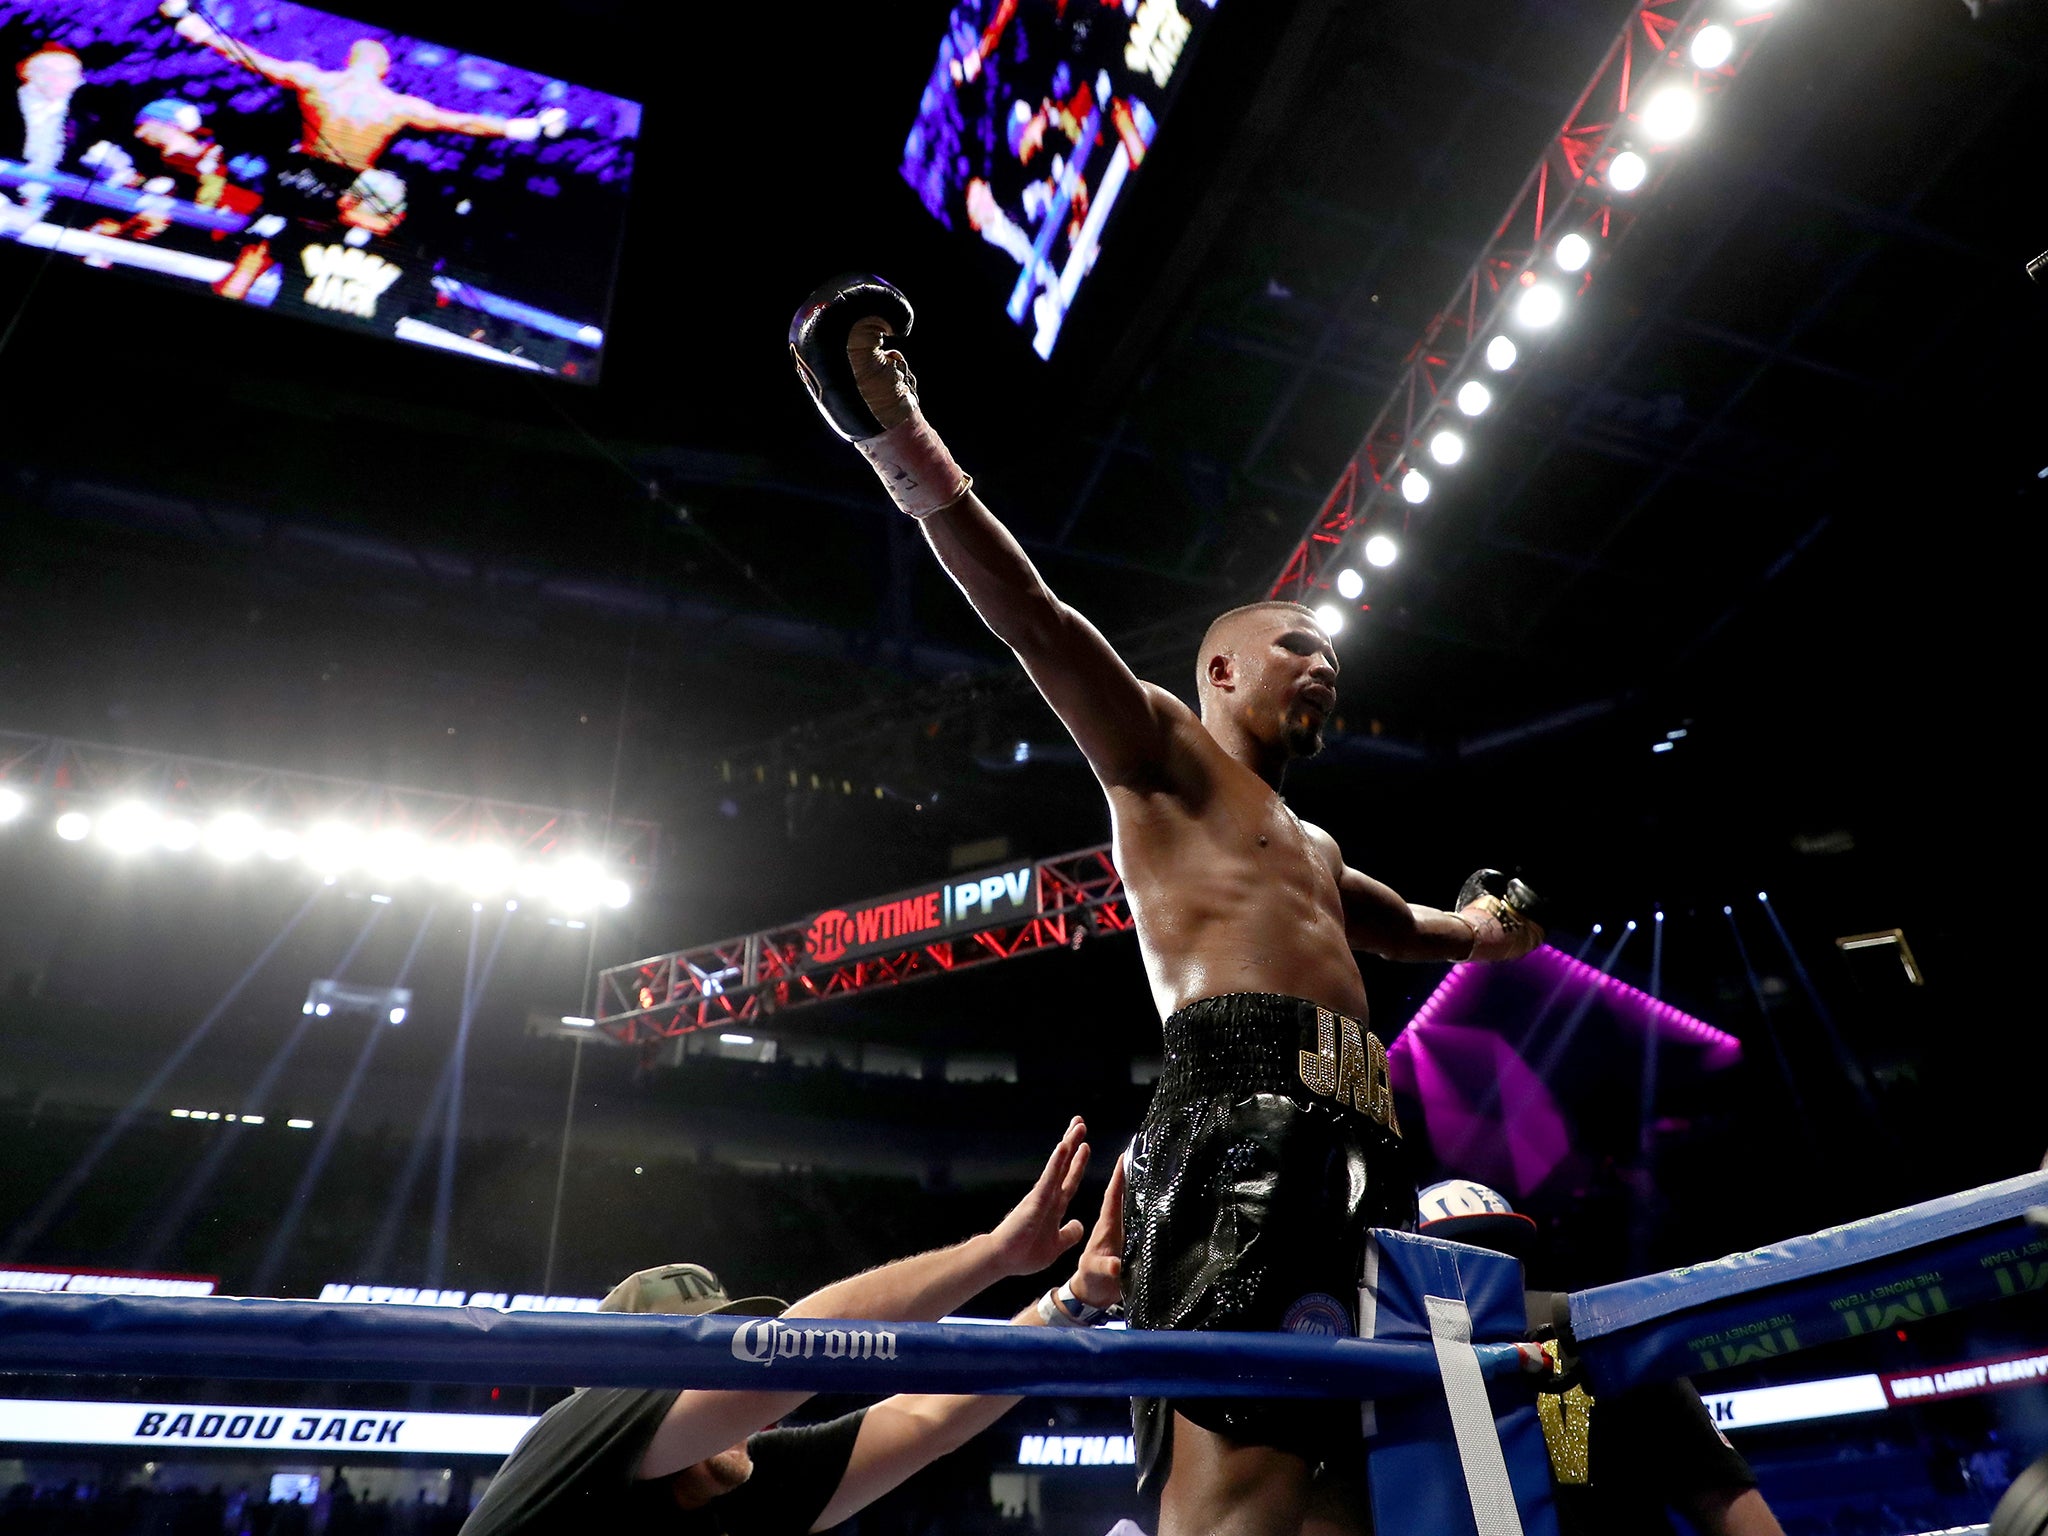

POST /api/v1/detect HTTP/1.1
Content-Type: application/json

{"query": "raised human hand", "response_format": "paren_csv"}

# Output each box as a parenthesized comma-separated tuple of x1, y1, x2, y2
(1067, 1151, 1126, 1312)
(986, 1117, 1090, 1277)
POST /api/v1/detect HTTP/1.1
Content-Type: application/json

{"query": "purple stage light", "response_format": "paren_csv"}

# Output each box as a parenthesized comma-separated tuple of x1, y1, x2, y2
(1387, 946, 1740, 1198)
(1391, 946, 1740, 1061)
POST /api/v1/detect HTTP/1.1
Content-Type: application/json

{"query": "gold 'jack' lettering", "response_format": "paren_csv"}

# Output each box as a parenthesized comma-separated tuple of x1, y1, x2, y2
(1298, 1007, 1400, 1134)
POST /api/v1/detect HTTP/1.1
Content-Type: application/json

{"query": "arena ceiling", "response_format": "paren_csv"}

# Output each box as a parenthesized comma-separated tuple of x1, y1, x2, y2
(0, 0, 2040, 983)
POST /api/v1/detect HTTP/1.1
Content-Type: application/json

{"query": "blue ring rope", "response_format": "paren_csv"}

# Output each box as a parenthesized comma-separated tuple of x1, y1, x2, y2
(0, 1295, 1535, 1397)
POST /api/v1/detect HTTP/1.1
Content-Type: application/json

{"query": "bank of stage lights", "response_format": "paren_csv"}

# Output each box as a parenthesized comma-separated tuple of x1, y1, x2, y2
(4, 793, 631, 914)
(1321, 3, 1761, 631)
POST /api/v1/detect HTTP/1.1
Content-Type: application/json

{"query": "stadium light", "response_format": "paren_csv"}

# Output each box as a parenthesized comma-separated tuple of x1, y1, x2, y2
(1642, 86, 1699, 142)
(55, 811, 92, 841)
(204, 812, 264, 862)
(601, 878, 632, 911)
(1312, 603, 1346, 637)
(1484, 337, 1516, 372)
(302, 821, 361, 875)
(560, 1015, 596, 1029)
(367, 829, 426, 884)
(1335, 567, 1365, 601)
(1429, 429, 1465, 466)
(388, 1007, 407, 1024)
(98, 802, 162, 856)
(1690, 24, 1734, 69)
(720, 1033, 756, 1046)
(1364, 535, 1399, 568)
(1400, 468, 1431, 504)
(1608, 151, 1647, 193)
(1515, 283, 1564, 328)
(286, 1119, 314, 1130)
(547, 857, 608, 913)
(458, 842, 516, 896)
(1555, 233, 1592, 272)
(0, 787, 25, 824)
(1457, 381, 1493, 417)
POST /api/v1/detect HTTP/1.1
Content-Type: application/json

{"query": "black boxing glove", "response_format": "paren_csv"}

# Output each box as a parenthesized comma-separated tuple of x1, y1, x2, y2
(789, 273, 971, 519)
(1453, 869, 1547, 962)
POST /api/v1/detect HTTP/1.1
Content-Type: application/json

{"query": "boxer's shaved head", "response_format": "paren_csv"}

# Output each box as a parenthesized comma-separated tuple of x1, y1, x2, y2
(1194, 601, 1322, 697)
(347, 37, 390, 76)
(1195, 601, 1338, 760)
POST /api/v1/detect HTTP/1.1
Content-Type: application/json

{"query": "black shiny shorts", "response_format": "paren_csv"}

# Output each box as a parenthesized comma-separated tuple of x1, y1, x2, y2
(1124, 993, 1413, 1495)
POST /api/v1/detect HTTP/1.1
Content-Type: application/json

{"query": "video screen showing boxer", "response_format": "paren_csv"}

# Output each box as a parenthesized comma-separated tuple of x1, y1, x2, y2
(0, 0, 639, 379)
(900, 0, 1221, 360)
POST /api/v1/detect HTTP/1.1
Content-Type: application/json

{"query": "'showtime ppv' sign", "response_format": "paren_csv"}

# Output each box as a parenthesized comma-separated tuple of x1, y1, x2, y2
(803, 863, 1037, 966)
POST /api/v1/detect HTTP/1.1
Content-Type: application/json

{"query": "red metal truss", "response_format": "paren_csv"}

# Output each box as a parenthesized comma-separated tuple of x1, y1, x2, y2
(1269, 0, 1781, 607)
(596, 845, 1130, 1043)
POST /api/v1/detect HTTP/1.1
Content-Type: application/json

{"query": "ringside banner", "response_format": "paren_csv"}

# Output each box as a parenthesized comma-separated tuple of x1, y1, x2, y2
(0, 1264, 216, 1297)
(0, 1398, 534, 1456)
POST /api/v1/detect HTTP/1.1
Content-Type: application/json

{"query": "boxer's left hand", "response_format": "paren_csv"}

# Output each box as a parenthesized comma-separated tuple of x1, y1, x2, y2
(504, 108, 566, 142)
(1455, 869, 1547, 962)
(986, 1117, 1090, 1276)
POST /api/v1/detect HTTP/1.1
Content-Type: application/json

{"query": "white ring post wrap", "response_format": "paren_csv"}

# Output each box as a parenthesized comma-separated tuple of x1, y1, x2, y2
(854, 412, 972, 519)
(1425, 1296, 1526, 1536)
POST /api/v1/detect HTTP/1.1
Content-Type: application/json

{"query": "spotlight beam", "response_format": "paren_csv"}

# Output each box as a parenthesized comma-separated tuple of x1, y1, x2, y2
(1523, 925, 1634, 1088)
(1722, 907, 1814, 1135)
(1760, 899, 1886, 1131)
(136, 903, 389, 1269)
(426, 910, 512, 1289)
(359, 1053, 458, 1283)
(1, 890, 324, 1263)
(251, 908, 439, 1297)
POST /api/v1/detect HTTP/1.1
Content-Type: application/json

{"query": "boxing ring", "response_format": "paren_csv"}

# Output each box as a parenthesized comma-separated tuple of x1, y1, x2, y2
(2, 1169, 2043, 1535)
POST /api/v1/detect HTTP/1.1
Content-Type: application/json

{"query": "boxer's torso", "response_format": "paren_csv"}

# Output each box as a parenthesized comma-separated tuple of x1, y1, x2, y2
(297, 76, 409, 170)
(1109, 704, 1367, 1025)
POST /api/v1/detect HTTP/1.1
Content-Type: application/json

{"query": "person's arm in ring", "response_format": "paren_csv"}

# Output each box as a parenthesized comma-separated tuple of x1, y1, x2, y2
(635, 1119, 1096, 1480)
(808, 1156, 1128, 1529)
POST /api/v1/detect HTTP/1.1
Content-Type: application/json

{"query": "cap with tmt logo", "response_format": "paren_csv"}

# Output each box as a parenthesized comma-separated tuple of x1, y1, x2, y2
(597, 1263, 785, 1317)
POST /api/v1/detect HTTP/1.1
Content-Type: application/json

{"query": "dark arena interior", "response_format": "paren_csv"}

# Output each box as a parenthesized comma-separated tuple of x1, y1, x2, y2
(0, 0, 2045, 1532)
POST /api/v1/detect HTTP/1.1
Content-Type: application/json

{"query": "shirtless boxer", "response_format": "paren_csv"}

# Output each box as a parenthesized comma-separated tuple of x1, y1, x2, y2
(789, 276, 1547, 1536)
(156, 0, 563, 217)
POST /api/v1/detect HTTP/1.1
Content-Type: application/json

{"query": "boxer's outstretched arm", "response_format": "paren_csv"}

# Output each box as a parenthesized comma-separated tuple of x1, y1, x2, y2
(166, 10, 310, 87)
(1321, 847, 1543, 965)
(921, 493, 1178, 788)
(1333, 863, 1482, 963)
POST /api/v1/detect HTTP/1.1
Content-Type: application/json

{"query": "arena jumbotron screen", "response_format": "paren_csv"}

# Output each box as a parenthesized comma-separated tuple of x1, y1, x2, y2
(902, 0, 1221, 360)
(0, 0, 639, 379)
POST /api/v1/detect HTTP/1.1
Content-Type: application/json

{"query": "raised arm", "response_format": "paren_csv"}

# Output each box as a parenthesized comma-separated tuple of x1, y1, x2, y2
(399, 98, 566, 141)
(921, 491, 1182, 786)
(808, 1156, 1127, 1530)
(789, 277, 1180, 789)
(1303, 824, 1545, 963)
(635, 1119, 1095, 1480)
(160, 1, 312, 87)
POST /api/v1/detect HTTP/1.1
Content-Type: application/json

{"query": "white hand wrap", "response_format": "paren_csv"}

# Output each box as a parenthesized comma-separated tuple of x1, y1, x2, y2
(854, 411, 972, 519)
(1036, 1281, 1104, 1328)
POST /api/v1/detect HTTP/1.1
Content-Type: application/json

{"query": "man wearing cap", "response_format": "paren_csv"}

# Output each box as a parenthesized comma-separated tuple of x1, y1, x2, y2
(461, 1118, 1125, 1536)
(1415, 1178, 1787, 1536)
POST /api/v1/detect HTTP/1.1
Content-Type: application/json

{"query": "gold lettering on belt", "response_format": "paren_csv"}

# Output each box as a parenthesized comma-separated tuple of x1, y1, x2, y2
(1298, 1007, 1399, 1133)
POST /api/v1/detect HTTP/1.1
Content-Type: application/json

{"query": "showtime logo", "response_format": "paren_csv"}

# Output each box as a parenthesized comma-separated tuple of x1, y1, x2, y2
(729, 1319, 898, 1365)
